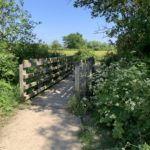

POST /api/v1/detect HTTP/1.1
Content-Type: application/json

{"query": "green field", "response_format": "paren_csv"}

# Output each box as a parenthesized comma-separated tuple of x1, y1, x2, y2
(94, 51, 110, 60)
(61, 50, 77, 56)
(49, 49, 111, 60)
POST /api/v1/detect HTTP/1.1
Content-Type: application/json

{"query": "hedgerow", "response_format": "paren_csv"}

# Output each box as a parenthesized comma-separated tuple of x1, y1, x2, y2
(0, 52, 18, 83)
(0, 80, 20, 114)
(90, 54, 150, 149)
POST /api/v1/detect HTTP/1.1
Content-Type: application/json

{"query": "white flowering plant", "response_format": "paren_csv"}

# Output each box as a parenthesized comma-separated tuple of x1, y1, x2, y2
(90, 54, 150, 148)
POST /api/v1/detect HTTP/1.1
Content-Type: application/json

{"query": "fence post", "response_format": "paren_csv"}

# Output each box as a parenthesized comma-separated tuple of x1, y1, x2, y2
(66, 57, 68, 73)
(19, 64, 24, 100)
(75, 65, 80, 99)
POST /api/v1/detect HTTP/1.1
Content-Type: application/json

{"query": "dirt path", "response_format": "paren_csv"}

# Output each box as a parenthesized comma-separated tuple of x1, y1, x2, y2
(0, 75, 82, 150)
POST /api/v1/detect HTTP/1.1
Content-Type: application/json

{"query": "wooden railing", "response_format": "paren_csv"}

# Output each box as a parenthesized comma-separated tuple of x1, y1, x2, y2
(19, 56, 74, 100)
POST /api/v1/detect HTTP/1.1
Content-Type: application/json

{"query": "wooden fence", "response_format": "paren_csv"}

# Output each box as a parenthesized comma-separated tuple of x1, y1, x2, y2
(74, 57, 95, 99)
(19, 56, 74, 100)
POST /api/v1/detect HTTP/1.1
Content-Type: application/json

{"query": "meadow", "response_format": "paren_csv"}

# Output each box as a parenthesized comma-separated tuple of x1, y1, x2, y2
(49, 49, 111, 61)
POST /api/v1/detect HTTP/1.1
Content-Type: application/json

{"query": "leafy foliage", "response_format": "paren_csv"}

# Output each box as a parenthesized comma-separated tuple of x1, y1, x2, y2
(12, 42, 49, 63)
(74, 0, 150, 55)
(0, 0, 39, 44)
(76, 49, 95, 60)
(0, 80, 20, 114)
(0, 52, 18, 82)
(90, 54, 150, 148)
(67, 95, 87, 116)
(0, 0, 42, 120)
(63, 32, 87, 49)
(139, 143, 150, 150)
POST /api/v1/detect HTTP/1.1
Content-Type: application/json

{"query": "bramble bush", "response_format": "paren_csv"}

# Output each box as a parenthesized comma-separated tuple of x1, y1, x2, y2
(76, 49, 95, 60)
(90, 54, 150, 149)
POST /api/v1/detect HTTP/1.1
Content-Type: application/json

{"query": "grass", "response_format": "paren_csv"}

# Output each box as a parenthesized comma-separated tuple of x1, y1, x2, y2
(94, 51, 109, 60)
(61, 50, 77, 56)
(79, 125, 116, 150)
(67, 95, 116, 150)
(0, 100, 31, 128)
(49, 49, 77, 56)
(49, 49, 111, 60)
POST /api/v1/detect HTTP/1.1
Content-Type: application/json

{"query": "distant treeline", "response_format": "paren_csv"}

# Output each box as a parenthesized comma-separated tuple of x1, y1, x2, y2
(49, 32, 115, 51)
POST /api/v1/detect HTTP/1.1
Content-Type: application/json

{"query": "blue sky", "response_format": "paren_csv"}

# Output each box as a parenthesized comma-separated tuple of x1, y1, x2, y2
(24, 0, 112, 44)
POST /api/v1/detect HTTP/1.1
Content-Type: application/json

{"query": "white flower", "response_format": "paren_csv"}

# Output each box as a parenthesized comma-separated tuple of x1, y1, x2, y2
(115, 103, 119, 106)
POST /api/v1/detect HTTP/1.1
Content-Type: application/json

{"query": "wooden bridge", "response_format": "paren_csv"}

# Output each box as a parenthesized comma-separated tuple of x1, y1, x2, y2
(19, 56, 75, 100)
(19, 56, 94, 100)
(0, 56, 95, 150)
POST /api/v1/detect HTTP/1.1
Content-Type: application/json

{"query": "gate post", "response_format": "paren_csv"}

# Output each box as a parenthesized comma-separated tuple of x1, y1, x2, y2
(19, 64, 24, 100)
(75, 65, 80, 99)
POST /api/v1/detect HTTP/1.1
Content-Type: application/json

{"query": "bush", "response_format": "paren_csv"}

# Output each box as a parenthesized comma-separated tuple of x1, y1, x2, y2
(87, 41, 115, 51)
(0, 52, 18, 82)
(0, 80, 20, 114)
(76, 49, 95, 61)
(13, 43, 49, 63)
(90, 54, 150, 148)
(67, 95, 87, 116)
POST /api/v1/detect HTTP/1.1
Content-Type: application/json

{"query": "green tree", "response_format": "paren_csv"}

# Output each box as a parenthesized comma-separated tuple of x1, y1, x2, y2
(74, 0, 150, 55)
(50, 40, 62, 50)
(0, 0, 39, 49)
(63, 32, 87, 49)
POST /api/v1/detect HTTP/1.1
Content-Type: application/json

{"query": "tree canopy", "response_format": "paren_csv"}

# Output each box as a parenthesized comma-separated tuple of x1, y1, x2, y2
(63, 32, 86, 49)
(50, 40, 62, 50)
(74, 0, 150, 54)
(0, 0, 39, 44)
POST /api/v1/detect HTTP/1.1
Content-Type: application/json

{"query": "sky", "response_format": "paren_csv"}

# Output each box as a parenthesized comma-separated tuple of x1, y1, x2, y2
(24, 0, 113, 44)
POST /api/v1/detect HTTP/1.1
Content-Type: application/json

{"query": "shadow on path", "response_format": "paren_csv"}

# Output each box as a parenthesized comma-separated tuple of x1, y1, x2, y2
(0, 75, 81, 150)
(31, 74, 81, 150)
(31, 75, 74, 110)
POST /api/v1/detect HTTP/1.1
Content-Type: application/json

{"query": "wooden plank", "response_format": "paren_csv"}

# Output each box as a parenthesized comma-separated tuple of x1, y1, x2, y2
(24, 81, 37, 90)
(19, 64, 24, 99)
(25, 62, 64, 74)
(24, 80, 58, 100)
(23, 59, 46, 68)
(25, 74, 55, 90)
(25, 85, 46, 100)
(24, 73, 69, 100)
(24, 66, 53, 79)
(23, 57, 62, 68)
(75, 65, 80, 98)
(24, 73, 35, 79)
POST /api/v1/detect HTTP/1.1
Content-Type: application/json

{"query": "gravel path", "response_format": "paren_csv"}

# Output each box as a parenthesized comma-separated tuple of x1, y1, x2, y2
(0, 75, 82, 150)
